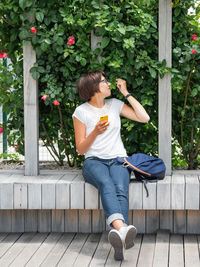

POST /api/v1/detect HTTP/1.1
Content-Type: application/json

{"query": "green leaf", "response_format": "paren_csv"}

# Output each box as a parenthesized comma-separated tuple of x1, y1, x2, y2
(19, 0, 26, 10)
(80, 58, 87, 66)
(41, 42, 48, 51)
(44, 39, 51, 44)
(32, 71, 40, 80)
(57, 37, 64, 46)
(118, 25, 125, 35)
(101, 37, 110, 49)
(36, 12, 44, 22)
(174, 7, 181, 17)
(191, 88, 198, 97)
(19, 29, 29, 40)
(148, 67, 156, 78)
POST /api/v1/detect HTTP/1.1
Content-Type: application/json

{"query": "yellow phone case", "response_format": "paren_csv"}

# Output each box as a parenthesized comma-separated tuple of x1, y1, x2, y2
(100, 115, 108, 123)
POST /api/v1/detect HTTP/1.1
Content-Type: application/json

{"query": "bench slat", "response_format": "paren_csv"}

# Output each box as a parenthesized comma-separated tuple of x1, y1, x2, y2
(185, 175, 199, 210)
(171, 174, 185, 209)
(157, 176, 171, 209)
(71, 175, 84, 209)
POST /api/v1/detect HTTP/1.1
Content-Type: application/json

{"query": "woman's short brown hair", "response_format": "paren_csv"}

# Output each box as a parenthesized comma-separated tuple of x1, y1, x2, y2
(77, 70, 106, 101)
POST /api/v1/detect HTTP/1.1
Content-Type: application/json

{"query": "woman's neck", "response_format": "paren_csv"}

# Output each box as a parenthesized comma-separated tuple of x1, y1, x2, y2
(88, 96, 105, 108)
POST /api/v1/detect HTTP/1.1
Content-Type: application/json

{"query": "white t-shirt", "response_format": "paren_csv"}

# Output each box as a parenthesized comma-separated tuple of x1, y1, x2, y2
(72, 98, 127, 159)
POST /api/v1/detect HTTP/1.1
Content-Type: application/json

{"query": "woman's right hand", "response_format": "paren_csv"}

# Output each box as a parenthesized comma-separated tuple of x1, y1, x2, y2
(94, 121, 110, 135)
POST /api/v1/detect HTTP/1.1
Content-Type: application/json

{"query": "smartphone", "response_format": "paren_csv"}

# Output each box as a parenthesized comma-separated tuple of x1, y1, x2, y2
(100, 115, 108, 123)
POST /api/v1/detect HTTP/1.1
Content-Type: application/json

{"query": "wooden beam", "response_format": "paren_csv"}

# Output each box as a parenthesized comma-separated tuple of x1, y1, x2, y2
(159, 0, 172, 175)
(23, 43, 39, 175)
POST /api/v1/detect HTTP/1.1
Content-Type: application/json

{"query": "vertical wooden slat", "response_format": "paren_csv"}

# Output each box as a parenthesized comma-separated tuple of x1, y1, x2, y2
(132, 210, 145, 234)
(14, 184, 27, 209)
(23, 41, 39, 176)
(28, 183, 41, 209)
(42, 184, 55, 209)
(38, 210, 52, 232)
(11, 210, 25, 232)
(0, 183, 13, 209)
(129, 181, 143, 209)
(171, 174, 185, 210)
(160, 210, 173, 233)
(65, 210, 78, 232)
(169, 234, 184, 267)
(78, 210, 91, 233)
(24, 210, 38, 232)
(85, 183, 99, 209)
(157, 176, 171, 209)
(185, 175, 199, 210)
(143, 183, 157, 210)
(92, 210, 105, 233)
(159, 0, 172, 175)
(187, 211, 200, 234)
(146, 210, 159, 234)
(52, 210, 64, 232)
(70, 175, 84, 209)
(174, 210, 186, 234)
(0, 210, 12, 232)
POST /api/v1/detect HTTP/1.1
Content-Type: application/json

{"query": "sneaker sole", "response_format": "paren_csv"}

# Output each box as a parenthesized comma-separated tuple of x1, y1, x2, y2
(124, 226, 137, 249)
(108, 231, 124, 261)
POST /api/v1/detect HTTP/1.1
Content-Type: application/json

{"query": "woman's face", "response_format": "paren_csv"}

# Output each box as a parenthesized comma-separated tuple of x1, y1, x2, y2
(98, 75, 111, 98)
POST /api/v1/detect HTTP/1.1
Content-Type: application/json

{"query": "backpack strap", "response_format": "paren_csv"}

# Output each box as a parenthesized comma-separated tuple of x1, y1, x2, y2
(124, 158, 151, 177)
(134, 171, 149, 198)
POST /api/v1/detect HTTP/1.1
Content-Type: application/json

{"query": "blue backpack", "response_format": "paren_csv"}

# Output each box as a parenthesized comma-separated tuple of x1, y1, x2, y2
(117, 153, 166, 197)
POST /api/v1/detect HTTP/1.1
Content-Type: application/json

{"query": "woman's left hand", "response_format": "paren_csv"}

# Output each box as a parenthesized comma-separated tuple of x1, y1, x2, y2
(116, 78, 129, 96)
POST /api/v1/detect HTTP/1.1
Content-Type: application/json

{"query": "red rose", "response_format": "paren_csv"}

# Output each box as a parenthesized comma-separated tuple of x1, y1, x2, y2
(192, 49, 196, 54)
(31, 27, 37, 34)
(67, 36, 75, 46)
(14, 145, 18, 150)
(0, 53, 8, 58)
(191, 34, 197, 41)
(53, 100, 60, 106)
(0, 127, 3, 133)
(41, 95, 49, 101)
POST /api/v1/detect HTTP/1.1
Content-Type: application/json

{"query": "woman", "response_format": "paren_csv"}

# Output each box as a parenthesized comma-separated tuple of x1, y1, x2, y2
(72, 70, 150, 261)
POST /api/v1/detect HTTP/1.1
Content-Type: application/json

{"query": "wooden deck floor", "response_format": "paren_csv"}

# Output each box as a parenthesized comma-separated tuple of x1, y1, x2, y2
(0, 231, 199, 266)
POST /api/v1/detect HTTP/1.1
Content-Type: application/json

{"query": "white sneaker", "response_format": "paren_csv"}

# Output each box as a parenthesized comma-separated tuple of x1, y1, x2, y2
(108, 229, 124, 261)
(119, 225, 137, 249)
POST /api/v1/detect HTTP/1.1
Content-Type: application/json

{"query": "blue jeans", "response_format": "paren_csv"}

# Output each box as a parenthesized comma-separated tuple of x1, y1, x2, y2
(82, 157, 131, 226)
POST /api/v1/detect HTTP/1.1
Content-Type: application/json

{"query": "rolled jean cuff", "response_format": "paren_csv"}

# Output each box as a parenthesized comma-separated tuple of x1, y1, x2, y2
(106, 213, 125, 226)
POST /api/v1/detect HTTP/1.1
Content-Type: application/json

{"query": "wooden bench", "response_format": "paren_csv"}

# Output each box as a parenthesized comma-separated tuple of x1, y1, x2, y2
(0, 170, 199, 234)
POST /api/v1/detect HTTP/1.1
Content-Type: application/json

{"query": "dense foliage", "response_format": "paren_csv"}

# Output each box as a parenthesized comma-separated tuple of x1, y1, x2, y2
(0, 0, 199, 169)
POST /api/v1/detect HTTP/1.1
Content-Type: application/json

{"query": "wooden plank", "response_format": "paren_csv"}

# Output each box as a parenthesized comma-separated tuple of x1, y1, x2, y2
(56, 173, 77, 209)
(184, 235, 200, 267)
(121, 235, 142, 267)
(132, 210, 145, 234)
(171, 174, 185, 209)
(92, 210, 105, 233)
(0, 233, 35, 266)
(158, 0, 172, 175)
(65, 210, 79, 232)
(38, 210, 52, 232)
(128, 210, 133, 225)
(28, 183, 41, 209)
(152, 230, 170, 267)
(129, 181, 143, 209)
(169, 234, 184, 267)
(14, 183, 27, 209)
(70, 175, 84, 209)
(85, 182, 99, 209)
(40, 233, 75, 267)
(79, 210, 91, 233)
(105, 246, 120, 266)
(0, 233, 22, 258)
(42, 184, 55, 209)
(23, 42, 39, 176)
(52, 210, 64, 232)
(146, 211, 159, 234)
(157, 176, 171, 209)
(9, 233, 49, 267)
(73, 234, 101, 267)
(0, 210, 12, 232)
(24, 210, 38, 232)
(57, 233, 88, 267)
(11, 210, 24, 232)
(137, 234, 156, 267)
(185, 175, 199, 210)
(160, 210, 173, 233)
(25, 233, 61, 267)
(187, 210, 200, 234)
(0, 183, 13, 209)
(143, 183, 157, 210)
(89, 232, 111, 267)
(174, 210, 186, 234)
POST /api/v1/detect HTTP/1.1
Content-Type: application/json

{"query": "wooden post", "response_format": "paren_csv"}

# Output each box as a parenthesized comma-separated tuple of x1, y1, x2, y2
(23, 40, 39, 175)
(159, 0, 172, 175)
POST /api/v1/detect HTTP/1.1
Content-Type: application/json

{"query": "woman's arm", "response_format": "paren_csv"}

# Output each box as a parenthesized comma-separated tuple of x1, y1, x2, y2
(116, 78, 150, 123)
(73, 117, 110, 155)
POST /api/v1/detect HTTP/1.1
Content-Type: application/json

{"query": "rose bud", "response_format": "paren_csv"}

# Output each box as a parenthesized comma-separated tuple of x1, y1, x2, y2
(67, 36, 75, 46)
(14, 145, 18, 150)
(41, 95, 49, 101)
(53, 100, 60, 106)
(191, 34, 197, 41)
(0, 127, 3, 133)
(192, 49, 196, 54)
(31, 27, 37, 34)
